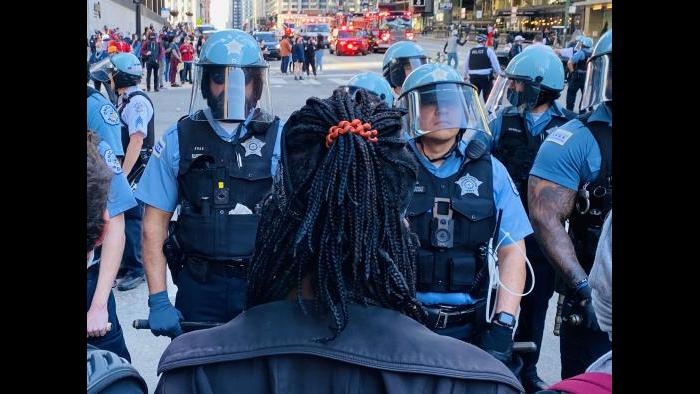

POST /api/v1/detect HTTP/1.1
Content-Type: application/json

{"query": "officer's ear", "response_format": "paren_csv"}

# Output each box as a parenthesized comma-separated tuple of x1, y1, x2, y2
(94, 210, 110, 249)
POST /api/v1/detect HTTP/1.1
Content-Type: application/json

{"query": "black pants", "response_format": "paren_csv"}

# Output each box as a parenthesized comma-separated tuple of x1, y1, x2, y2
(146, 62, 159, 91)
(304, 56, 316, 76)
(86, 265, 131, 362)
(513, 235, 555, 381)
(559, 297, 612, 379)
(469, 74, 494, 102)
(174, 261, 248, 329)
(566, 72, 586, 112)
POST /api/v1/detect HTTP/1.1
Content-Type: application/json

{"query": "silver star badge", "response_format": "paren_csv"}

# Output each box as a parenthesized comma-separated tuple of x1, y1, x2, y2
(242, 136, 265, 157)
(225, 39, 242, 54)
(432, 67, 449, 81)
(455, 173, 483, 196)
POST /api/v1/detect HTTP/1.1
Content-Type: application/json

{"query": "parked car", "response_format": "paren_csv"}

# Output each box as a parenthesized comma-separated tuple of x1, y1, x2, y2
(329, 28, 369, 56)
(253, 31, 281, 60)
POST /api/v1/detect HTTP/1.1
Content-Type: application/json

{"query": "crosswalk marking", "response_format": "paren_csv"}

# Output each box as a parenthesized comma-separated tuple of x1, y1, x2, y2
(329, 78, 349, 86)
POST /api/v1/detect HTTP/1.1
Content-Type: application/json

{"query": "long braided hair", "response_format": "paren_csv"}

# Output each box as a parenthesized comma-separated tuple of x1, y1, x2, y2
(247, 88, 426, 341)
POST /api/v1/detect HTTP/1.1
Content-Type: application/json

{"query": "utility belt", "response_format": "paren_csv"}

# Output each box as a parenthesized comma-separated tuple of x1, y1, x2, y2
(424, 300, 486, 330)
(183, 254, 249, 283)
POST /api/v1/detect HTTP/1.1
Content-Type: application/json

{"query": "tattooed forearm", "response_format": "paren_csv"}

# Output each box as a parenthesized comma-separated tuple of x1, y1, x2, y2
(527, 175, 587, 287)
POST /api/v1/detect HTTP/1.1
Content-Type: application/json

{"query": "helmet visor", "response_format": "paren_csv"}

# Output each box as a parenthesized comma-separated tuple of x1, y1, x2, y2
(386, 57, 427, 88)
(89, 58, 115, 82)
(580, 54, 611, 109)
(402, 82, 491, 140)
(484, 75, 541, 116)
(189, 65, 273, 121)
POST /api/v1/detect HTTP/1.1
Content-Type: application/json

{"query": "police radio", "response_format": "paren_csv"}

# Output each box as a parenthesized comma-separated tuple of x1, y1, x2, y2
(431, 197, 454, 248)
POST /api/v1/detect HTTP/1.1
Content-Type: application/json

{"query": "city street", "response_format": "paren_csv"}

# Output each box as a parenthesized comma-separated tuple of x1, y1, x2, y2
(113, 37, 578, 392)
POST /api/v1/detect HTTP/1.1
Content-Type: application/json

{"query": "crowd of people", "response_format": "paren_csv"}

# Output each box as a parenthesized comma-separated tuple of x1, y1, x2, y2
(86, 25, 612, 394)
(277, 33, 326, 80)
(88, 23, 203, 97)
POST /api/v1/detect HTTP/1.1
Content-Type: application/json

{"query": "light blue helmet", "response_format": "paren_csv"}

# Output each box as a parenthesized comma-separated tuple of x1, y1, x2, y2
(577, 36, 594, 49)
(505, 45, 565, 91)
(382, 41, 427, 89)
(346, 72, 394, 107)
(197, 29, 266, 67)
(398, 64, 491, 149)
(190, 29, 272, 121)
(89, 52, 142, 88)
(591, 30, 612, 58)
(581, 30, 612, 109)
(485, 45, 565, 113)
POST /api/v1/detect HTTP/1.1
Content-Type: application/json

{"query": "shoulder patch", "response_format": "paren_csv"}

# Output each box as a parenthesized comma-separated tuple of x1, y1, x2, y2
(99, 104, 120, 126)
(545, 128, 574, 146)
(152, 138, 165, 158)
(103, 148, 123, 174)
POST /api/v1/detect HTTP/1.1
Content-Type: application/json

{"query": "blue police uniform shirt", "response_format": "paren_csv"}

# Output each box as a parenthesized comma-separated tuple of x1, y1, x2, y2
(530, 103, 612, 191)
(489, 101, 568, 147)
(408, 138, 533, 306)
(97, 141, 137, 218)
(88, 89, 124, 156)
(135, 110, 284, 213)
(570, 48, 590, 65)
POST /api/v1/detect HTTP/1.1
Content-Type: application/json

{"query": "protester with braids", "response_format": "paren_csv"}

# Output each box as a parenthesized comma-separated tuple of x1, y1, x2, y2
(155, 89, 523, 394)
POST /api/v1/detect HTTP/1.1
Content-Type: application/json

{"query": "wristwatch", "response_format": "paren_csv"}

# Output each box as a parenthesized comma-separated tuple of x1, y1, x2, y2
(492, 312, 516, 329)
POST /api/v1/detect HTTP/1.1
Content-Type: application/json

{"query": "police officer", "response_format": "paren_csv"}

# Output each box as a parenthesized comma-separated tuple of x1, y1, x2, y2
(464, 34, 501, 101)
(87, 134, 137, 362)
(135, 29, 283, 338)
(485, 46, 576, 392)
(398, 63, 531, 373)
(565, 36, 593, 112)
(382, 41, 428, 96)
(344, 72, 394, 107)
(528, 30, 612, 379)
(91, 52, 155, 291)
(87, 62, 124, 157)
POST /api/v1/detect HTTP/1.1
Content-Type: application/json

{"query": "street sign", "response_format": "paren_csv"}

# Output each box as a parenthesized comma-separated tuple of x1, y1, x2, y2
(476, 10, 483, 19)
(160, 7, 169, 19)
(569, 5, 577, 13)
(510, 6, 517, 25)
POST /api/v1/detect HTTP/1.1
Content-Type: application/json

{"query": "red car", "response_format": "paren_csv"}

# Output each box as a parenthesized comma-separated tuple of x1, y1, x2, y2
(329, 29, 369, 56)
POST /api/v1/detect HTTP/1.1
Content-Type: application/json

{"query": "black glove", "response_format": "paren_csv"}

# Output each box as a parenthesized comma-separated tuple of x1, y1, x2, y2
(480, 323, 515, 365)
(563, 283, 601, 331)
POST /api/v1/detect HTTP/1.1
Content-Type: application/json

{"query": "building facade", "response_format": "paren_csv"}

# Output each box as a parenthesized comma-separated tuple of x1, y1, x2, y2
(87, 0, 167, 38)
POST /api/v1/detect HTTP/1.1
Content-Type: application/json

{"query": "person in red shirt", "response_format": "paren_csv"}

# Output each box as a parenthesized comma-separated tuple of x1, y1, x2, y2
(179, 37, 195, 84)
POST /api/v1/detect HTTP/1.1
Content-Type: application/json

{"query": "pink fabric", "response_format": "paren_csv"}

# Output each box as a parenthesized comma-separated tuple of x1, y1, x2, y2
(548, 372, 612, 394)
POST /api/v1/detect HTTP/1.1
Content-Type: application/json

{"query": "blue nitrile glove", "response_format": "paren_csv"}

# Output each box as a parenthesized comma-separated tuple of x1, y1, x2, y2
(148, 291, 184, 338)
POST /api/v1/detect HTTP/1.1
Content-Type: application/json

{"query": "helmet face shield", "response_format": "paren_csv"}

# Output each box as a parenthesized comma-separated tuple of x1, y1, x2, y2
(485, 75, 542, 115)
(580, 54, 611, 109)
(385, 57, 427, 88)
(189, 65, 272, 121)
(401, 82, 491, 142)
(89, 58, 116, 82)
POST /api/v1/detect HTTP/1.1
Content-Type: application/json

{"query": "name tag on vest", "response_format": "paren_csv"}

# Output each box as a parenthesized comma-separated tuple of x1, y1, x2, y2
(413, 184, 426, 193)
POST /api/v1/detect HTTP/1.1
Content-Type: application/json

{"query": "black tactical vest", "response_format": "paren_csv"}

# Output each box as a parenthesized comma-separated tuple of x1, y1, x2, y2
(568, 111, 612, 274)
(175, 112, 280, 261)
(406, 152, 496, 296)
(118, 90, 155, 152)
(468, 47, 491, 71)
(492, 107, 574, 207)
